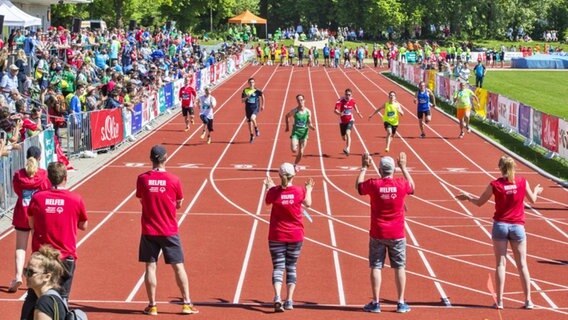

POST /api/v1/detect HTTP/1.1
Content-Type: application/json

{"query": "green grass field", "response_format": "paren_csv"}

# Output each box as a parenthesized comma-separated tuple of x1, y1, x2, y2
(470, 71, 568, 119)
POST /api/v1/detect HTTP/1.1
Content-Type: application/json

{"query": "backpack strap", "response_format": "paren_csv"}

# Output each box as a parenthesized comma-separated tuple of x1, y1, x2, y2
(46, 289, 71, 314)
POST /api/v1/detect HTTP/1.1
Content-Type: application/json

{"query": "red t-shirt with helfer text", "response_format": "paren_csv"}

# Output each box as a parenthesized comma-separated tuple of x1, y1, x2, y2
(28, 188, 88, 260)
(136, 170, 183, 236)
(491, 177, 527, 225)
(265, 185, 306, 242)
(358, 177, 413, 240)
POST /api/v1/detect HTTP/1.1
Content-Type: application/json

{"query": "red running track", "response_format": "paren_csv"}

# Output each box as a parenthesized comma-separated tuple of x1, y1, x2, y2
(0, 65, 567, 320)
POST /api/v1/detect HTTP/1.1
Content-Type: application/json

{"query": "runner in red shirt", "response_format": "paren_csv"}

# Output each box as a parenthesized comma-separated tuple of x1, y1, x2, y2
(334, 88, 363, 156)
(22, 161, 88, 320)
(9, 146, 51, 293)
(456, 156, 542, 310)
(136, 145, 198, 315)
(357, 152, 414, 313)
(264, 163, 315, 312)
(179, 76, 197, 131)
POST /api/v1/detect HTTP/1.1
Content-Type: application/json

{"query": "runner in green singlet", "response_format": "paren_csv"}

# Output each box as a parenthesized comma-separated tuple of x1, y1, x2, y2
(285, 94, 316, 171)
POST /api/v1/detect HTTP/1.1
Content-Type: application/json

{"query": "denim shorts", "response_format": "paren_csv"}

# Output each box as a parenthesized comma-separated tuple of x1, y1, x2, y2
(491, 222, 526, 241)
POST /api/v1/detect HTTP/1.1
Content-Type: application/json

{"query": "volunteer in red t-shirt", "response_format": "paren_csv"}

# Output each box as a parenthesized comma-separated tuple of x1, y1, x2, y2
(9, 146, 51, 293)
(334, 88, 363, 156)
(264, 163, 315, 312)
(178, 76, 197, 131)
(357, 152, 414, 314)
(456, 156, 543, 310)
(22, 161, 88, 320)
(136, 145, 198, 316)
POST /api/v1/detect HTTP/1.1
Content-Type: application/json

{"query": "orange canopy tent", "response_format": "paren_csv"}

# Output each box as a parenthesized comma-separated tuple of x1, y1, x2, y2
(228, 10, 268, 39)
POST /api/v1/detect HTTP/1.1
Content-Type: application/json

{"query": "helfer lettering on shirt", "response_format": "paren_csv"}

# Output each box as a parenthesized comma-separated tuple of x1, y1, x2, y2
(45, 198, 65, 206)
(379, 187, 397, 193)
(148, 180, 167, 186)
(281, 193, 295, 205)
(504, 184, 517, 195)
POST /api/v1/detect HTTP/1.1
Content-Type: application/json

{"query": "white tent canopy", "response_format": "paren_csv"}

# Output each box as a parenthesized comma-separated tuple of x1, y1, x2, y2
(0, 0, 41, 27)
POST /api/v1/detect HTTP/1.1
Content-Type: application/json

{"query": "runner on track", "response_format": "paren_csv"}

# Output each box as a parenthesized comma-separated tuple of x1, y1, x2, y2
(369, 91, 404, 153)
(179, 76, 197, 131)
(285, 94, 316, 171)
(413, 81, 436, 138)
(197, 87, 217, 144)
(453, 81, 480, 138)
(242, 77, 265, 143)
(334, 88, 363, 156)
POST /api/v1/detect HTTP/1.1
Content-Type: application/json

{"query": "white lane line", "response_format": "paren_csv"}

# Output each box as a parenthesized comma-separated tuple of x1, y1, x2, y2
(323, 181, 346, 305)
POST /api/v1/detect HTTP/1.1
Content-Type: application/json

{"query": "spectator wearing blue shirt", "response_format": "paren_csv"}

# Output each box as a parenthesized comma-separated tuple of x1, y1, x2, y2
(69, 85, 85, 152)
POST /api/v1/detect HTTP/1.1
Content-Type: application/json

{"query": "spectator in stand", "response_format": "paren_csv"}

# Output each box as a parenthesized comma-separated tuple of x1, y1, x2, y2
(473, 60, 487, 88)
(1, 65, 20, 108)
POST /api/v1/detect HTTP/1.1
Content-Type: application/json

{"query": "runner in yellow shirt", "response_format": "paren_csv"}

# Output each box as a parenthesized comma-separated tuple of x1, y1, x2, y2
(369, 91, 404, 153)
(453, 81, 480, 138)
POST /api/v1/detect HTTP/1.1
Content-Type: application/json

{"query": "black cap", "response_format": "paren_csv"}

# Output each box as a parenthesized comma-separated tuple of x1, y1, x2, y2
(27, 145, 42, 160)
(150, 145, 167, 162)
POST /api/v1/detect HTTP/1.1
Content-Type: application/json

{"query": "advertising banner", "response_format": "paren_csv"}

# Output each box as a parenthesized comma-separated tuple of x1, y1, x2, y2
(131, 102, 143, 134)
(532, 110, 542, 145)
(42, 130, 56, 168)
(90, 109, 124, 150)
(474, 87, 488, 118)
(541, 113, 559, 152)
(517, 103, 532, 139)
(559, 119, 568, 160)
(158, 88, 167, 114)
(164, 82, 174, 109)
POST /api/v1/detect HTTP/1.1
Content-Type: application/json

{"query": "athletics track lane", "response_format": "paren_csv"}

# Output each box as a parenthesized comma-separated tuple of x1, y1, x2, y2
(0, 64, 566, 320)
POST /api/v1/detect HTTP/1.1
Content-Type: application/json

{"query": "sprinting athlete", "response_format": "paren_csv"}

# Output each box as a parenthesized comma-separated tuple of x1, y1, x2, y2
(453, 81, 480, 138)
(334, 88, 363, 156)
(197, 87, 217, 144)
(414, 81, 436, 138)
(242, 77, 265, 143)
(285, 94, 316, 171)
(369, 91, 404, 153)
(178, 77, 197, 131)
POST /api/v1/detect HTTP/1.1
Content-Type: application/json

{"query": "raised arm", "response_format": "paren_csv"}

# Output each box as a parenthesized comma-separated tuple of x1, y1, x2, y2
(455, 184, 493, 207)
(398, 152, 414, 192)
(524, 181, 543, 204)
(368, 105, 384, 120)
(302, 178, 315, 207)
(356, 153, 371, 192)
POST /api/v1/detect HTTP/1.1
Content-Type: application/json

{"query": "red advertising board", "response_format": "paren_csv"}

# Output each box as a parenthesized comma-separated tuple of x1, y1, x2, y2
(89, 109, 124, 150)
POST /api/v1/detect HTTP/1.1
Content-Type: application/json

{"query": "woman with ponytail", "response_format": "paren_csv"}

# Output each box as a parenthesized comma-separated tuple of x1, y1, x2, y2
(9, 146, 51, 293)
(264, 163, 314, 312)
(455, 155, 543, 310)
(24, 245, 66, 320)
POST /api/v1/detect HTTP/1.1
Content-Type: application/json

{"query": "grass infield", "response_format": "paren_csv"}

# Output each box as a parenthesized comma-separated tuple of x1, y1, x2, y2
(469, 70, 568, 119)
(385, 73, 568, 181)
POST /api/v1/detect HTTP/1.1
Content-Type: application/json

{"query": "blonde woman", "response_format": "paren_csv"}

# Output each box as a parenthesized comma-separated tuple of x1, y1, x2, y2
(24, 245, 67, 320)
(456, 156, 543, 309)
(9, 146, 51, 293)
(264, 163, 315, 312)
(15, 49, 31, 93)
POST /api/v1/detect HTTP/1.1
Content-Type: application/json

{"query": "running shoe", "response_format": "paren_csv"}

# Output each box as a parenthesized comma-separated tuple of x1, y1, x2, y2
(294, 165, 300, 173)
(343, 148, 350, 156)
(494, 302, 503, 310)
(274, 301, 285, 312)
(363, 301, 381, 313)
(207, 136, 212, 144)
(396, 302, 411, 313)
(7, 279, 22, 293)
(143, 305, 158, 316)
(184, 126, 190, 132)
(420, 133, 426, 139)
(458, 132, 465, 139)
(283, 300, 294, 310)
(250, 135, 255, 143)
(524, 301, 534, 310)
(191, 119, 195, 125)
(181, 303, 199, 314)
(255, 127, 260, 137)
(385, 147, 389, 153)
(200, 130, 206, 140)
(466, 125, 471, 133)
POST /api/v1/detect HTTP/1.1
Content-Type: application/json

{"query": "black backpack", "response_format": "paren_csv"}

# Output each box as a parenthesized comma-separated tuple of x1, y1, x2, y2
(46, 289, 89, 320)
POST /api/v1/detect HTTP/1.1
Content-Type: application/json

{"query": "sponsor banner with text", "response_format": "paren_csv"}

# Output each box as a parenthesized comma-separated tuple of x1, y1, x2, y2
(131, 102, 143, 134)
(559, 119, 568, 159)
(541, 113, 559, 152)
(90, 109, 125, 150)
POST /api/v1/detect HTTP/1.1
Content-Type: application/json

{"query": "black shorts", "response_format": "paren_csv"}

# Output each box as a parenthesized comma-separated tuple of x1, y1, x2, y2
(139, 234, 185, 264)
(200, 115, 214, 132)
(245, 106, 259, 121)
(384, 122, 398, 135)
(417, 110, 431, 119)
(339, 121, 354, 136)
(182, 107, 194, 117)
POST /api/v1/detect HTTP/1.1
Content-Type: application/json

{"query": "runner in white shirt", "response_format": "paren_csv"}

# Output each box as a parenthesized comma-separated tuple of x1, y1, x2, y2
(197, 87, 217, 144)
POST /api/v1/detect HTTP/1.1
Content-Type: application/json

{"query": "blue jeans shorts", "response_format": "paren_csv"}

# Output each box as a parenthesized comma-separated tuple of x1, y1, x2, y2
(491, 222, 526, 241)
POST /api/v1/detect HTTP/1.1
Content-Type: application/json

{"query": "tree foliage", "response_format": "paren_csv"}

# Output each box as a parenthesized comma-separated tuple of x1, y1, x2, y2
(51, 0, 568, 41)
